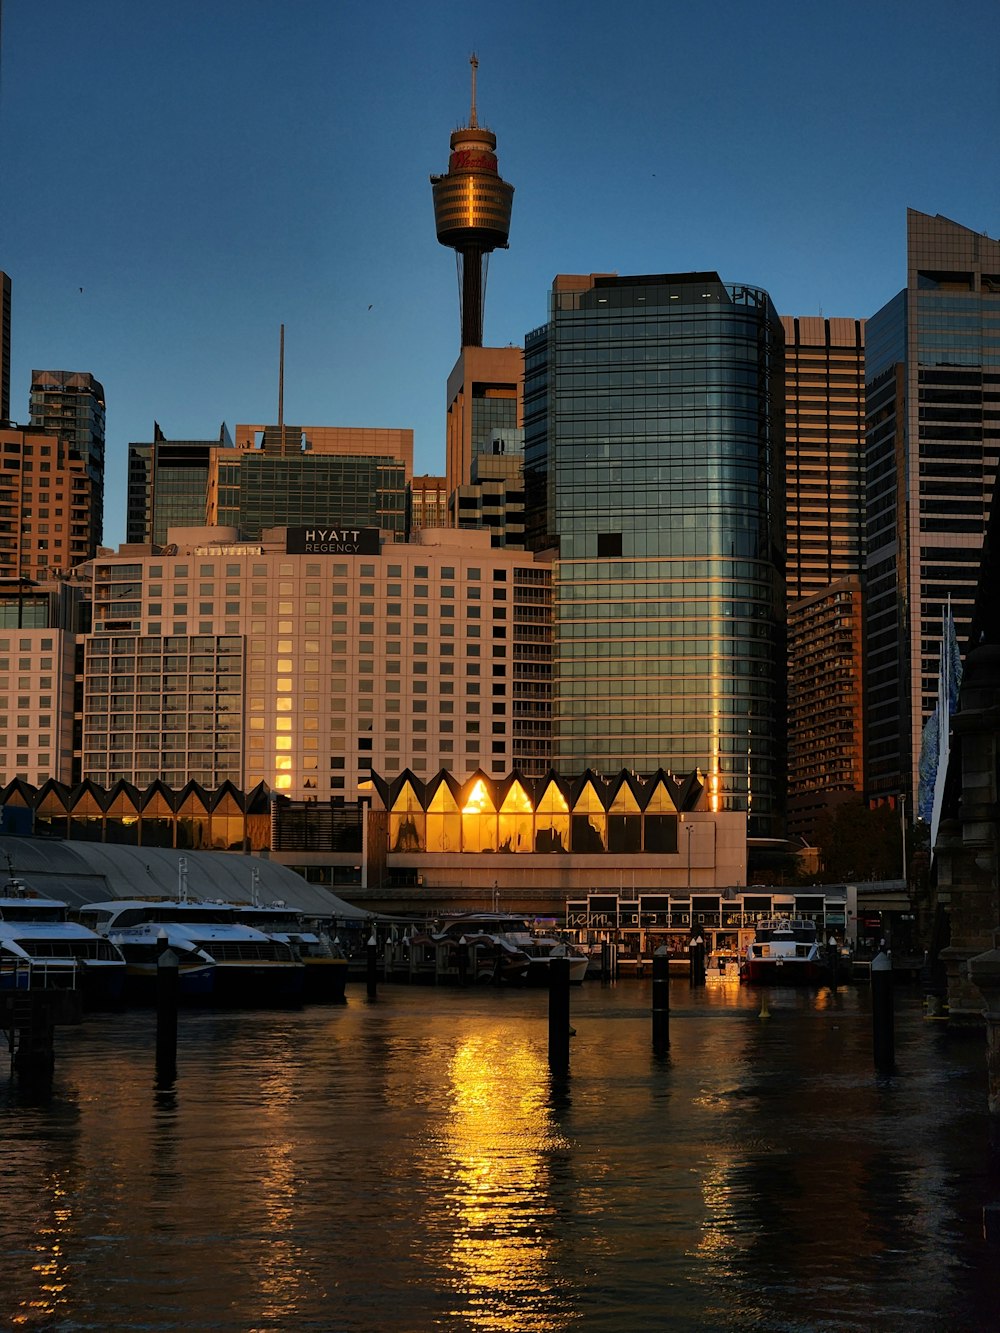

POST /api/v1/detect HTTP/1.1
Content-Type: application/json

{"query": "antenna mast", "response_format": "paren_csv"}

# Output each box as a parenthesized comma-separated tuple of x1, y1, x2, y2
(277, 324, 285, 442)
(469, 52, 478, 127)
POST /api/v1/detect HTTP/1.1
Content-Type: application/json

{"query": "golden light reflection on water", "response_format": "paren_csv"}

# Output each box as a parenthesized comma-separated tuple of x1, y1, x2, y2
(14, 1180, 72, 1328)
(440, 1030, 571, 1332)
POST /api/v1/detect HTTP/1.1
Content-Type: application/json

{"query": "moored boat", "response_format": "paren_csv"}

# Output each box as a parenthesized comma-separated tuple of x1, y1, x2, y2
(234, 905, 347, 1003)
(0, 882, 126, 1007)
(437, 913, 588, 986)
(76, 901, 305, 1007)
(740, 917, 828, 985)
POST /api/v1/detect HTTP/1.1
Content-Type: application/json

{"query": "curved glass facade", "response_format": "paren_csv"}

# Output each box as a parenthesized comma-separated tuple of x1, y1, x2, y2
(524, 273, 785, 834)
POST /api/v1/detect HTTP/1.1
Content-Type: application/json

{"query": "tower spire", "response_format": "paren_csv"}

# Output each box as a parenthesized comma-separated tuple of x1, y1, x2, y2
(430, 59, 514, 348)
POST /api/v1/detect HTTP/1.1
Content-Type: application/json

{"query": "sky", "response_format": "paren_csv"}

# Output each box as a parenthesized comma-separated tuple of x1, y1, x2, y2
(2, 0, 998, 548)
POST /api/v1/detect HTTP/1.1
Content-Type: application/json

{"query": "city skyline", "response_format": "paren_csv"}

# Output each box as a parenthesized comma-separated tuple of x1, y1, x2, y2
(1, 2, 997, 548)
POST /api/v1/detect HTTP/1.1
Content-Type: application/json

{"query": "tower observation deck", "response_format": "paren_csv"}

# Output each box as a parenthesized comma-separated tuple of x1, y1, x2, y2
(431, 56, 514, 348)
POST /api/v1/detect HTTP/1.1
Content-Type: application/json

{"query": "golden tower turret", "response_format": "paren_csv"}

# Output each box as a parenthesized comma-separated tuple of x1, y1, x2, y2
(431, 55, 514, 348)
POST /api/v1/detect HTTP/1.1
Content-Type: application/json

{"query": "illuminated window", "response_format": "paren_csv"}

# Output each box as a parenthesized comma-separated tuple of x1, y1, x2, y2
(498, 780, 533, 853)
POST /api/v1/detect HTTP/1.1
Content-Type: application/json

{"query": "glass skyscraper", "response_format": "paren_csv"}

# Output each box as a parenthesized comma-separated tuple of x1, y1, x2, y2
(524, 272, 786, 835)
(865, 210, 1000, 803)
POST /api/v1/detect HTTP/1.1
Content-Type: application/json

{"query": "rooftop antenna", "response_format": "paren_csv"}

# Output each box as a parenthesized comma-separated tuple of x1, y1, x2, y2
(469, 52, 478, 128)
(277, 323, 285, 445)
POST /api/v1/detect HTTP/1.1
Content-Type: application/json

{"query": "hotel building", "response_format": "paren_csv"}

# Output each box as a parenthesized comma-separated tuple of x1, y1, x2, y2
(63, 523, 552, 799)
(864, 210, 1000, 803)
(524, 271, 786, 836)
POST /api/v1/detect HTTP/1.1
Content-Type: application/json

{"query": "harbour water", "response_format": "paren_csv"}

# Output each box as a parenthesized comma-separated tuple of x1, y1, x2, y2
(1, 979, 997, 1331)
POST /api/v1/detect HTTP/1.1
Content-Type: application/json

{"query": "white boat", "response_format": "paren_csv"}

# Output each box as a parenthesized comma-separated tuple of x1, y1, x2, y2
(0, 881, 126, 1007)
(740, 917, 829, 985)
(438, 913, 589, 986)
(233, 904, 347, 1002)
(76, 900, 305, 1007)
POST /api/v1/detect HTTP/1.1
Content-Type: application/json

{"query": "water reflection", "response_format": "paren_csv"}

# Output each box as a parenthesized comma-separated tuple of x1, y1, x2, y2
(439, 1028, 571, 1331)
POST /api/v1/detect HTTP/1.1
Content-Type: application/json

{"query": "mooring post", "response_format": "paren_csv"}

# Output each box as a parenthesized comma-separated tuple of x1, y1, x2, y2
(871, 950, 895, 1071)
(366, 931, 378, 1000)
(156, 936, 179, 1084)
(652, 945, 670, 1054)
(827, 935, 839, 987)
(13, 992, 55, 1086)
(689, 934, 706, 987)
(457, 936, 469, 988)
(548, 955, 571, 1074)
(601, 940, 610, 983)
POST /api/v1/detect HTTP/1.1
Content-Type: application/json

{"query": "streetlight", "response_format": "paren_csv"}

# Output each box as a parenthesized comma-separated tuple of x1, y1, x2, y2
(686, 822, 693, 894)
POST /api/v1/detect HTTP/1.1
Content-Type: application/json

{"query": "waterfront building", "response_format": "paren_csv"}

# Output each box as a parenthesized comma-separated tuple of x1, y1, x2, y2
(0, 272, 10, 423)
(864, 210, 1000, 804)
(126, 423, 233, 545)
(0, 425, 101, 581)
(354, 765, 746, 915)
(781, 315, 867, 840)
(524, 271, 786, 836)
(29, 370, 105, 552)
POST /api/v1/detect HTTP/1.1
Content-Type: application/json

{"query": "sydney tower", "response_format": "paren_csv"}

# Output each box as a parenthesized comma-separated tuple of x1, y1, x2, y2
(431, 56, 514, 348)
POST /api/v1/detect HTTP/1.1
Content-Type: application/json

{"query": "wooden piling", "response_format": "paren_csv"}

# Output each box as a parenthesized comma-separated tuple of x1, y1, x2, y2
(366, 933, 378, 1000)
(548, 955, 571, 1074)
(156, 942, 179, 1084)
(652, 946, 670, 1054)
(871, 951, 895, 1071)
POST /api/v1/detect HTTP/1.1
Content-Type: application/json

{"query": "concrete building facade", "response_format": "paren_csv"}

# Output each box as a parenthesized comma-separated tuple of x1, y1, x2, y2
(0, 426, 100, 581)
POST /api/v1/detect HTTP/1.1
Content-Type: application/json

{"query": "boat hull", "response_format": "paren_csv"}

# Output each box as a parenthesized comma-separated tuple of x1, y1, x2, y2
(302, 957, 348, 1003)
(122, 961, 217, 1005)
(742, 958, 828, 985)
(212, 960, 305, 1007)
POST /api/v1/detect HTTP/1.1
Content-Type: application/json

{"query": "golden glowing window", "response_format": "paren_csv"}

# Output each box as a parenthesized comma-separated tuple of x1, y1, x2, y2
(276, 681, 292, 693)
(389, 779, 425, 852)
(461, 777, 498, 853)
(276, 717, 291, 731)
(277, 641, 293, 653)
(535, 780, 569, 852)
(644, 780, 677, 813)
(275, 757, 292, 771)
(498, 779, 533, 853)
(276, 698, 292, 712)
(275, 737, 292, 751)
(426, 781, 461, 852)
(571, 780, 606, 852)
(276, 658, 293, 672)
(274, 775, 292, 790)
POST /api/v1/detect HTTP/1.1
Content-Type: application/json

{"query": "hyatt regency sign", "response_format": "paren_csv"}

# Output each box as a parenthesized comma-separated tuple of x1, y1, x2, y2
(286, 527, 380, 555)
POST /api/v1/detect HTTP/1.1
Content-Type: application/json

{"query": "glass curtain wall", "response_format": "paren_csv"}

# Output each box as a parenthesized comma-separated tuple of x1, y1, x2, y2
(525, 273, 786, 835)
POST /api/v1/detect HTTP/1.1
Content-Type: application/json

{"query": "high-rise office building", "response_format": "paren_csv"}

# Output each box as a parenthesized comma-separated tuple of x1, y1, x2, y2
(431, 56, 514, 350)
(0, 273, 11, 423)
(864, 210, 1000, 804)
(781, 315, 866, 839)
(127, 423, 233, 545)
(782, 317, 866, 603)
(445, 345, 523, 492)
(29, 370, 106, 551)
(525, 272, 786, 835)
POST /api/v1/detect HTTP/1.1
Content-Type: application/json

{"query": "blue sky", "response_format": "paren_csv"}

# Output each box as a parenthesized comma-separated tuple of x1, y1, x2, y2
(2, 0, 997, 547)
